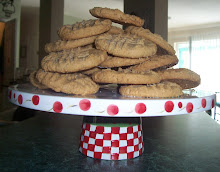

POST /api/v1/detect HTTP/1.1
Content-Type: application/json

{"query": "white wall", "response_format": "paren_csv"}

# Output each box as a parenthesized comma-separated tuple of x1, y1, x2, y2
(19, 12, 84, 74)
(64, 15, 83, 25)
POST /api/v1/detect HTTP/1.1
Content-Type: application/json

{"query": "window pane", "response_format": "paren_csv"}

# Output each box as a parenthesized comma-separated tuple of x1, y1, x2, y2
(174, 42, 190, 69)
(174, 35, 220, 92)
(191, 37, 220, 92)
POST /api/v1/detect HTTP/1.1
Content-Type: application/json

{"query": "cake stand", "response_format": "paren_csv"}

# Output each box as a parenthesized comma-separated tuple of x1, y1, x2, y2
(8, 83, 216, 160)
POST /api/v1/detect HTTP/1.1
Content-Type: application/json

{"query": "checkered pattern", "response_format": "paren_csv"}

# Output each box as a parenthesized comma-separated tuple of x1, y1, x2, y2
(79, 123, 144, 160)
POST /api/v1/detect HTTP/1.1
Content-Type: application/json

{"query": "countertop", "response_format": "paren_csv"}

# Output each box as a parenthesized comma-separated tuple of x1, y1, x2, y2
(1, 111, 220, 172)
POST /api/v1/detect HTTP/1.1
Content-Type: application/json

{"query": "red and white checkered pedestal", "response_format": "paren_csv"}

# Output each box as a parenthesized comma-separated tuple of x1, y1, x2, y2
(79, 123, 144, 160)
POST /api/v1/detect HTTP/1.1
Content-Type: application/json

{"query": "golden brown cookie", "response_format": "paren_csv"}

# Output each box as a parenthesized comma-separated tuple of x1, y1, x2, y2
(156, 46, 171, 56)
(95, 33, 157, 58)
(72, 44, 95, 51)
(119, 82, 183, 98)
(89, 7, 144, 27)
(106, 26, 124, 34)
(92, 68, 161, 85)
(158, 68, 201, 89)
(44, 36, 97, 53)
(99, 55, 147, 68)
(129, 55, 179, 71)
(58, 19, 112, 40)
(29, 71, 48, 89)
(81, 67, 101, 76)
(125, 26, 176, 55)
(36, 69, 99, 95)
(41, 48, 108, 73)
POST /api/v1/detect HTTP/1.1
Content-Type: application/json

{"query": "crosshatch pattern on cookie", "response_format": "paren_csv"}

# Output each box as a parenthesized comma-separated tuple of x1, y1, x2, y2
(89, 7, 144, 27)
(125, 26, 176, 55)
(58, 19, 112, 40)
(95, 33, 157, 58)
(79, 123, 144, 160)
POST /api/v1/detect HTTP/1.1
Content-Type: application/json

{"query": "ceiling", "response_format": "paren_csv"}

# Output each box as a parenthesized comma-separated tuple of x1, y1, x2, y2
(21, 0, 220, 30)
(168, 0, 220, 30)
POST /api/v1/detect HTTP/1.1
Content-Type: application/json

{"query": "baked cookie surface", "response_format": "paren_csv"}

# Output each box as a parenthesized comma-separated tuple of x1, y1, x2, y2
(89, 7, 144, 27)
(106, 26, 124, 35)
(125, 26, 176, 55)
(95, 33, 157, 58)
(130, 55, 178, 71)
(82, 67, 101, 76)
(158, 68, 201, 89)
(36, 69, 99, 95)
(119, 81, 183, 98)
(41, 48, 107, 73)
(99, 55, 147, 68)
(58, 19, 112, 40)
(44, 36, 97, 53)
(29, 71, 48, 89)
(92, 68, 161, 85)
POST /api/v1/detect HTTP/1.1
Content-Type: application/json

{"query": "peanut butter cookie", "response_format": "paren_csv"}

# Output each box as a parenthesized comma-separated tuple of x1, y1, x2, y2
(95, 33, 157, 58)
(36, 69, 99, 95)
(41, 48, 107, 73)
(58, 19, 112, 40)
(158, 68, 201, 89)
(125, 26, 176, 55)
(92, 68, 161, 85)
(82, 67, 101, 76)
(29, 71, 48, 89)
(44, 36, 97, 53)
(106, 26, 124, 34)
(129, 55, 178, 71)
(119, 81, 183, 98)
(99, 55, 147, 68)
(89, 7, 144, 27)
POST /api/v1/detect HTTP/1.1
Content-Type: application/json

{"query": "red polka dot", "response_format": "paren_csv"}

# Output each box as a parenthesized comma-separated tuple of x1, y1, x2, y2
(107, 104, 119, 116)
(165, 101, 174, 112)
(32, 95, 39, 105)
(53, 101, 63, 113)
(9, 90, 12, 99)
(79, 99, 91, 111)
(186, 102, 193, 113)
(13, 93, 16, 99)
(178, 102, 182, 108)
(212, 99, 215, 108)
(18, 95, 23, 105)
(202, 98, 206, 108)
(135, 103, 146, 114)
(18, 94, 23, 105)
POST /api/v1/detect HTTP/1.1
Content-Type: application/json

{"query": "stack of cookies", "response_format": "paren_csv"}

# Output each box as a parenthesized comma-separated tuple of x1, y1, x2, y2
(30, 7, 201, 98)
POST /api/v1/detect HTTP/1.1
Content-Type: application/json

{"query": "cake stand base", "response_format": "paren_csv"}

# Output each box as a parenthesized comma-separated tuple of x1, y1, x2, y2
(79, 117, 144, 160)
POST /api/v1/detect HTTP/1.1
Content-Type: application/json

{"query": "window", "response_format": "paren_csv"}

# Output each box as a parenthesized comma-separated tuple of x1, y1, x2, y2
(174, 42, 190, 69)
(174, 33, 220, 92)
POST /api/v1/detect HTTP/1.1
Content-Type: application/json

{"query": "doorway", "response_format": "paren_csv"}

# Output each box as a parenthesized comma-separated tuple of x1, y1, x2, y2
(0, 19, 16, 87)
(0, 19, 16, 113)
